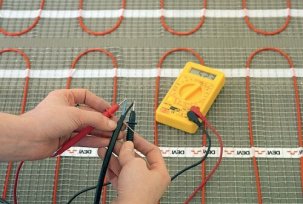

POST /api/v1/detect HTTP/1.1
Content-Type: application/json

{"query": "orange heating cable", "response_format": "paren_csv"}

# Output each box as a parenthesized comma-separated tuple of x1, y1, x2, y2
(0, 0, 45, 36)
(154, 48, 204, 203)
(242, 0, 291, 35)
(0, 49, 31, 200)
(160, 0, 207, 35)
(52, 48, 119, 204)
(245, 47, 303, 203)
(78, 0, 126, 36)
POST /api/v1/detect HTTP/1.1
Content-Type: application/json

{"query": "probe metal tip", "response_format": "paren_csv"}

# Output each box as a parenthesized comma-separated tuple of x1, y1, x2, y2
(118, 99, 127, 106)
(132, 101, 135, 111)
(127, 103, 134, 112)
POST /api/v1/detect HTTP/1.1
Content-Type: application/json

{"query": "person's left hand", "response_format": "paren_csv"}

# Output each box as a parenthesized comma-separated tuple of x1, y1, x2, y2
(98, 135, 171, 204)
(13, 89, 124, 161)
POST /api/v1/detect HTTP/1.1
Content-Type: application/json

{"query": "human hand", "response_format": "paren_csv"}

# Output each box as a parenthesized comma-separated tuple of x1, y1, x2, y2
(13, 89, 123, 161)
(98, 135, 171, 204)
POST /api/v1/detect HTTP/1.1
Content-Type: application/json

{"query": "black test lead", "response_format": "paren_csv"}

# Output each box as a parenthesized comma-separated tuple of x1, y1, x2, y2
(126, 102, 136, 141)
(94, 103, 134, 204)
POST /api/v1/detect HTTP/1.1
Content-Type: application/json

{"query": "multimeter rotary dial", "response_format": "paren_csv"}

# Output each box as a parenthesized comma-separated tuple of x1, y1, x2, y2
(178, 82, 204, 103)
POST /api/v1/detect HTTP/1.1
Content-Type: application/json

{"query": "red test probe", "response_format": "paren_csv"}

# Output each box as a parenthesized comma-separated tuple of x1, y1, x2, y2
(52, 100, 126, 157)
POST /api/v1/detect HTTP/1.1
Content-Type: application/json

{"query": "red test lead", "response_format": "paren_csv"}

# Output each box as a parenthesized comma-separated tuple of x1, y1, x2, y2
(52, 99, 127, 157)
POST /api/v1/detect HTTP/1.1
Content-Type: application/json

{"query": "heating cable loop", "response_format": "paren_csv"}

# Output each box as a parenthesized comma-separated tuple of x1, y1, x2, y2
(52, 48, 119, 204)
(0, 0, 45, 36)
(154, 48, 205, 203)
(0, 49, 31, 203)
(78, 0, 126, 35)
(242, 0, 291, 35)
(160, 0, 207, 35)
(245, 47, 303, 204)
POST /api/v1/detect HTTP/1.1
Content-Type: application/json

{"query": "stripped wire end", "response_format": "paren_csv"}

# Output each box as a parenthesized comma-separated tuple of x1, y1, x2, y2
(118, 98, 127, 106)
(121, 100, 128, 115)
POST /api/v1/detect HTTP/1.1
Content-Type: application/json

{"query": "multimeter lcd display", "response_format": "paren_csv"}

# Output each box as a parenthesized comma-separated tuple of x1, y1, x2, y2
(190, 68, 216, 80)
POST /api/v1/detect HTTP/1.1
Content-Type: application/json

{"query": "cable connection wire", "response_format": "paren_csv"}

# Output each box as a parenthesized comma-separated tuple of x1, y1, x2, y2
(171, 118, 211, 181)
(94, 103, 134, 204)
(78, 0, 126, 35)
(0, 0, 45, 36)
(13, 161, 24, 204)
(183, 106, 223, 204)
(242, 0, 291, 35)
(66, 183, 110, 204)
(160, 0, 207, 35)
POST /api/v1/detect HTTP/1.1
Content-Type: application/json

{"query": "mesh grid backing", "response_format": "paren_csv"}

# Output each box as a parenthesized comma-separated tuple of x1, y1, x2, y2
(0, 47, 303, 203)
(1, 0, 303, 38)
(1, 0, 303, 203)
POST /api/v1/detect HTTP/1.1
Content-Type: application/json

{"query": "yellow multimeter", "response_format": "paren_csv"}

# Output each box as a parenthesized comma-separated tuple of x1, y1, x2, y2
(156, 62, 225, 133)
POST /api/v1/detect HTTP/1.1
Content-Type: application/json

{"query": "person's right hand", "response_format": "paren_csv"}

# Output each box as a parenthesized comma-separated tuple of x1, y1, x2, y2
(98, 135, 171, 204)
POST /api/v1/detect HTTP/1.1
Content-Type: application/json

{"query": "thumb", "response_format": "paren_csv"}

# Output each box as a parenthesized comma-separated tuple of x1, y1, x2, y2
(119, 141, 135, 167)
(69, 107, 117, 131)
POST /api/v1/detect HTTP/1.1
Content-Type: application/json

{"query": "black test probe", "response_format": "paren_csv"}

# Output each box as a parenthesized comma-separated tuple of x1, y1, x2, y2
(126, 104, 136, 141)
(94, 103, 134, 204)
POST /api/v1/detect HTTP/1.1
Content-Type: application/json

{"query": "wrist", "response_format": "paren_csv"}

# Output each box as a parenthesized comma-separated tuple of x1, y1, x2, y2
(0, 113, 33, 161)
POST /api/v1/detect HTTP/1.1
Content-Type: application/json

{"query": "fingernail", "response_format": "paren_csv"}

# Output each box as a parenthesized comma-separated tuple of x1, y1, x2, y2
(125, 141, 134, 147)
(108, 120, 117, 129)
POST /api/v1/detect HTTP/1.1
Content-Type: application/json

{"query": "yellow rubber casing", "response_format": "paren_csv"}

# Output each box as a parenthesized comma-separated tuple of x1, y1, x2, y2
(156, 62, 225, 133)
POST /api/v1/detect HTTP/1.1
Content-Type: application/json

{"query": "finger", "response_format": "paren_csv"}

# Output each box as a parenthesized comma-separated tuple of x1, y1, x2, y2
(111, 115, 118, 122)
(112, 140, 123, 155)
(106, 169, 118, 189)
(111, 141, 143, 159)
(119, 141, 135, 167)
(76, 103, 126, 132)
(74, 128, 126, 139)
(58, 134, 72, 146)
(133, 134, 166, 171)
(69, 107, 117, 131)
(99, 140, 123, 158)
(75, 136, 111, 148)
(76, 104, 125, 133)
(69, 89, 111, 112)
(120, 122, 126, 131)
(76, 105, 97, 112)
(77, 106, 119, 123)
(91, 130, 125, 140)
(98, 148, 121, 176)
